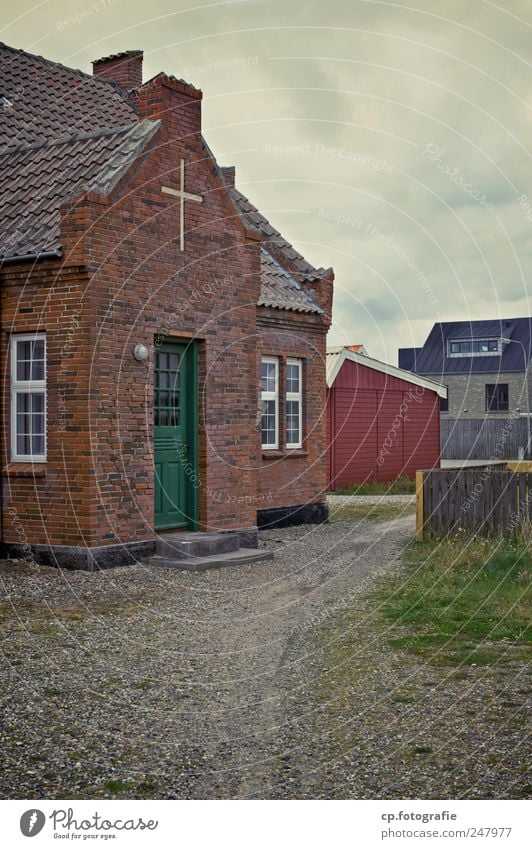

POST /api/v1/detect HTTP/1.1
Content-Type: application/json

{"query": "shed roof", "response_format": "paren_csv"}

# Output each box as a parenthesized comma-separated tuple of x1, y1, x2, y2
(327, 346, 447, 398)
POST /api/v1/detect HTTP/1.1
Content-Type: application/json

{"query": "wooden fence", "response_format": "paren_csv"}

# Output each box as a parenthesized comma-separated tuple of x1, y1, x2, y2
(416, 468, 532, 540)
(441, 417, 530, 460)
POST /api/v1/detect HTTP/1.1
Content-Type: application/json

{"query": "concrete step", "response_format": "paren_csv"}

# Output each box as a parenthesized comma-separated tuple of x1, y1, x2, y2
(156, 531, 240, 560)
(150, 547, 273, 572)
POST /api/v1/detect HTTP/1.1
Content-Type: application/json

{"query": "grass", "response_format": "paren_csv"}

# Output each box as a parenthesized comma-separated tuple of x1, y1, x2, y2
(330, 476, 416, 496)
(329, 502, 416, 523)
(103, 779, 133, 794)
(376, 536, 532, 665)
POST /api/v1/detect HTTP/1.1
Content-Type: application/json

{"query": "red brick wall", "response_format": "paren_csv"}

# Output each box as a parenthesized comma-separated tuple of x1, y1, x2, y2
(257, 309, 329, 509)
(77, 114, 261, 541)
(92, 52, 143, 91)
(1, 263, 97, 547)
(0, 73, 332, 552)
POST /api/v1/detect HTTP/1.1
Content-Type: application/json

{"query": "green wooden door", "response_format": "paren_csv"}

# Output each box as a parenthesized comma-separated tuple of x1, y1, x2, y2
(154, 341, 197, 531)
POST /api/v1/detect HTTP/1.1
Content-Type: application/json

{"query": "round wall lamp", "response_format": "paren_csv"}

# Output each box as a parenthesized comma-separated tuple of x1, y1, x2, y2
(133, 343, 149, 362)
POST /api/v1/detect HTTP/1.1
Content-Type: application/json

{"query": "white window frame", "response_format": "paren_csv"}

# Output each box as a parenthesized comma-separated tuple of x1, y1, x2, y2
(261, 356, 279, 450)
(286, 358, 303, 449)
(11, 333, 47, 462)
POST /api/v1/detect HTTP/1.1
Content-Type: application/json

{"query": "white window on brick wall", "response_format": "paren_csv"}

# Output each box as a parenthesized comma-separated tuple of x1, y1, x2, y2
(286, 358, 303, 449)
(261, 357, 279, 449)
(11, 334, 46, 461)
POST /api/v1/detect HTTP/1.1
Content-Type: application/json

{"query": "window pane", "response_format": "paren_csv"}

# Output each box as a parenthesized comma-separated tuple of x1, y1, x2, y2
(261, 361, 276, 393)
(31, 340, 45, 380)
(17, 393, 30, 414)
(261, 399, 277, 445)
(17, 359, 31, 380)
(17, 433, 30, 455)
(485, 384, 508, 412)
(286, 399, 300, 445)
(16, 339, 32, 379)
(32, 433, 45, 455)
(287, 363, 300, 393)
(32, 360, 45, 380)
(32, 394, 45, 414)
(489, 340, 498, 351)
(15, 392, 45, 456)
(16, 338, 45, 381)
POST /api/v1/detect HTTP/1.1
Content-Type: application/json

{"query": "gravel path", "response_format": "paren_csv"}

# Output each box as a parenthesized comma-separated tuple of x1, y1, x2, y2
(327, 494, 415, 505)
(0, 516, 528, 799)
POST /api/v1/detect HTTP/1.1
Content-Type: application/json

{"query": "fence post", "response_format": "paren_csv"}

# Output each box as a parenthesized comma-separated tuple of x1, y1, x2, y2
(416, 470, 424, 541)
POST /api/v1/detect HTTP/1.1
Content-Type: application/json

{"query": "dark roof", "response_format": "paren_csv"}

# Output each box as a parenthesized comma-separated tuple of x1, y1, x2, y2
(400, 318, 532, 375)
(0, 42, 137, 150)
(0, 42, 330, 316)
(229, 185, 327, 278)
(93, 50, 143, 64)
(398, 347, 422, 371)
(260, 249, 322, 314)
(0, 121, 159, 259)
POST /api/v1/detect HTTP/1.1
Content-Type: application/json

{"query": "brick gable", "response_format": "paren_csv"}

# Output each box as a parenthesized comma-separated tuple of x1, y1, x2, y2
(0, 45, 334, 566)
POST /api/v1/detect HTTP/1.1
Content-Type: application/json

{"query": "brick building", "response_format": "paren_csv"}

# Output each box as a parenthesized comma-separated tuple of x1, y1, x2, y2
(0, 44, 333, 569)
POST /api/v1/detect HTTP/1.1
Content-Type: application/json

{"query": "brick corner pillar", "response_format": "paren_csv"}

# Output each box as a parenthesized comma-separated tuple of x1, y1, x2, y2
(93, 50, 143, 91)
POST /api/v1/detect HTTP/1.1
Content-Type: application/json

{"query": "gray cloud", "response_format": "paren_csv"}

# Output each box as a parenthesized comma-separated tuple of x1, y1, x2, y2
(3, 0, 532, 361)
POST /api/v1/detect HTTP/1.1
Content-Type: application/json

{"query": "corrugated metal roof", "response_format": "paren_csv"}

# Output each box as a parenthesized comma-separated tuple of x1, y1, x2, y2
(401, 318, 532, 375)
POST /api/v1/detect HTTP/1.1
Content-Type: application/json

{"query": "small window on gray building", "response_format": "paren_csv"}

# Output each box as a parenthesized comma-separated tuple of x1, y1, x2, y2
(440, 388, 449, 412)
(448, 339, 499, 357)
(485, 383, 509, 412)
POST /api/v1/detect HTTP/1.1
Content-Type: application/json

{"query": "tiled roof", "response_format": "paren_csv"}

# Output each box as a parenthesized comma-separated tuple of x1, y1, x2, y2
(399, 318, 532, 375)
(229, 185, 323, 277)
(260, 249, 322, 314)
(0, 121, 159, 258)
(0, 42, 331, 317)
(0, 42, 137, 150)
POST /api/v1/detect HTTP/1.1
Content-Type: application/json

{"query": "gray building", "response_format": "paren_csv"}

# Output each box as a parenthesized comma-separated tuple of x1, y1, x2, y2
(399, 318, 532, 460)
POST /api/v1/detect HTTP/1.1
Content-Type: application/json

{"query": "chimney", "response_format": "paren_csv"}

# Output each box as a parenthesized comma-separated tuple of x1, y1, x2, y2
(137, 73, 202, 142)
(93, 50, 143, 91)
(221, 166, 235, 187)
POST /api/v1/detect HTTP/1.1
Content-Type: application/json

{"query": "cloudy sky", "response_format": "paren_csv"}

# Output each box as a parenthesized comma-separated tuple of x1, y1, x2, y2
(3, 0, 532, 361)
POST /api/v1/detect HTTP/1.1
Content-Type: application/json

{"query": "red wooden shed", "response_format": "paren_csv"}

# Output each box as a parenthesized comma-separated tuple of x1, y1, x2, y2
(326, 347, 447, 489)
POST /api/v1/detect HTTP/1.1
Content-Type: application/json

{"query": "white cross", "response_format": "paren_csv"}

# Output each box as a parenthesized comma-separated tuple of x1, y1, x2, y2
(161, 159, 203, 251)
